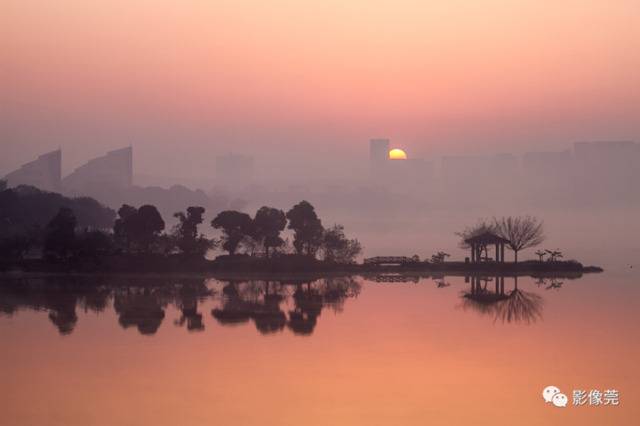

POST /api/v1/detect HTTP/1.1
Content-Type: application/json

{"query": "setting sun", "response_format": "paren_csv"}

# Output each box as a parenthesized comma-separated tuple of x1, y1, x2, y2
(389, 149, 407, 160)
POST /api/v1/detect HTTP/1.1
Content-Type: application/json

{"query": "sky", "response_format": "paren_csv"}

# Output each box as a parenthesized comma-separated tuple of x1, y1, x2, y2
(2, 0, 639, 178)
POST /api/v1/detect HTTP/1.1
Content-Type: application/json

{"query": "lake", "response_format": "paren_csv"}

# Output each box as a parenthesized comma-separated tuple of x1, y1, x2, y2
(1, 270, 638, 425)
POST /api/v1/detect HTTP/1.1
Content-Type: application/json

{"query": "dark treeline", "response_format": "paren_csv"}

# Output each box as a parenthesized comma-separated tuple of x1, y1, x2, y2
(0, 181, 362, 271)
(0, 276, 361, 336)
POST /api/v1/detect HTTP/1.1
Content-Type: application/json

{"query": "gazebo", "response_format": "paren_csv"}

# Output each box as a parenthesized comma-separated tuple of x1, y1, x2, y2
(464, 232, 510, 263)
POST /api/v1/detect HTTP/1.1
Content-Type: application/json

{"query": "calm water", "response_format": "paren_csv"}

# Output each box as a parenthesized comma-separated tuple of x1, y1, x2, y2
(1, 271, 638, 425)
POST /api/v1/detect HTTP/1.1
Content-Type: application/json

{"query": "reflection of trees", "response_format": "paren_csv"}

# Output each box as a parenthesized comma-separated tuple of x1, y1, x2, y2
(114, 288, 166, 335)
(1, 276, 361, 336)
(460, 276, 544, 324)
(534, 277, 564, 291)
(0, 277, 111, 335)
(493, 289, 543, 324)
(288, 283, 323, 335)
(211, 278, 361, 335)
(174, 282, 211, 332)
(212, 281, 288, 334)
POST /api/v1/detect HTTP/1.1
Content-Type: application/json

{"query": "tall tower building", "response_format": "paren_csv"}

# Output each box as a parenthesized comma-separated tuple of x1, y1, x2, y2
(63, 146, 133, 193)
(3, 149, 62, 192)
(369, 139, 390, 167)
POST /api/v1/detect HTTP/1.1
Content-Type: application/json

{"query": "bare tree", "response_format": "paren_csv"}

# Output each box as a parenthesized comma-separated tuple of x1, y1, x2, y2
(455, 220, 496, 261)
(493, 216, 545, 263)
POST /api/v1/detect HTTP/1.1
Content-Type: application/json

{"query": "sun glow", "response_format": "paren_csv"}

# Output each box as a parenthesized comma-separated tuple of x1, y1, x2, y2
(389, 148, 407, 160)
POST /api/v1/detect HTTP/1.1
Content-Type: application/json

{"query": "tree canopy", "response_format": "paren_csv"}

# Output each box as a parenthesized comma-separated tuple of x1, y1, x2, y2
(252, 206, 287, 258)
(286, 200, 324, 256)
(493, 216, 545, 262)
(211, 210, 253, 255)
(172, 206, 215, 256)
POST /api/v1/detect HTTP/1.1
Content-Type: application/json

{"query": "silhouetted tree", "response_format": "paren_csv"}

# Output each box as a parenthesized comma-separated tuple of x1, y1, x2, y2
(456, 220, 496, 261)
(0, 185, 115, 239)
(113, 204, 137, 251)
(545, 249, 563, 262)
(44, 208, 77, 260)
(252, 206, 286, 258)
(211, 210, 253, 255)
(135, 205, 165, 253)
(493, 216, 545, 263)
(75, 230, 114, 260)
(286, 200, 324, 256)
(535, 249, 546, 262)
(321, 224, 362, 264)
(172, 206, 215, 257)
(0, 233, 38, 261)
(113, 204, 165, 253)
(430, 251, 450, 263)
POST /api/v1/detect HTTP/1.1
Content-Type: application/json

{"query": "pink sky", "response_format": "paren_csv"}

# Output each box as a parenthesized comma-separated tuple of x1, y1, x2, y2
(2, 0, 639, 177)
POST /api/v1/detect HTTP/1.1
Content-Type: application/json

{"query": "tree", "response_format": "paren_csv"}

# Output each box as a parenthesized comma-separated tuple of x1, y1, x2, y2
(430, 251, 450, 263)
(321, 224, 363, 264)
(252, 206, 286, 258)
(211, 210, 253, 255)
(75, 230, 114, 259)
(172, 206, 215, 257)
(286, 201, 324, 257)
(44, 208, 77, 260)
(545, 249, 563, 262)
(493, 216, 545, 263)
(0, 234, 35, 261)
(113, 204, 137, 251)
(135, 205, 165, 252)
(455, 220, 496, 261)
(113, 204, 165, 253)
(535, 249, 546, 262)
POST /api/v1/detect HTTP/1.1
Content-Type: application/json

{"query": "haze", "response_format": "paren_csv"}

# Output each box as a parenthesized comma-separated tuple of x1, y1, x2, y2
(3, 0, 640, 177)
(2, 0, 640, 272)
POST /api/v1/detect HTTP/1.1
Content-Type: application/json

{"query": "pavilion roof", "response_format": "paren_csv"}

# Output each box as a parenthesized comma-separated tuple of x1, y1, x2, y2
(464, 232, 510, 245)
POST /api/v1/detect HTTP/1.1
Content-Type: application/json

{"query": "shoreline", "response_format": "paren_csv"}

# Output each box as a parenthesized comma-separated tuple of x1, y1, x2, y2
(0, 258, 603, 281)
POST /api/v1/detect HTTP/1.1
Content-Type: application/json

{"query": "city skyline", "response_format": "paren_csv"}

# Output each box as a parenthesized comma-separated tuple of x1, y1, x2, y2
(3, 1, 639, 179)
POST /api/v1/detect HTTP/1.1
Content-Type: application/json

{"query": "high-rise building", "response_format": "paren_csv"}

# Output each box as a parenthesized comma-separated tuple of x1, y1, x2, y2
(574, 141, 639, 161)
(62, 146, 133, 193)
(3, 149, 62, 192)
(522, 150, 572, 174)
(369, 139, 390, 167)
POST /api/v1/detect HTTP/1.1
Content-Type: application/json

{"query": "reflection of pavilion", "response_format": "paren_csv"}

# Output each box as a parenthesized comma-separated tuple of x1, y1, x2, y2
(461, 275, 543, 324)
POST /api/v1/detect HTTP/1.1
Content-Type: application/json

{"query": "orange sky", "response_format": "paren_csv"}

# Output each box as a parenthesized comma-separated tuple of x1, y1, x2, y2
(2, 0, 639, 176)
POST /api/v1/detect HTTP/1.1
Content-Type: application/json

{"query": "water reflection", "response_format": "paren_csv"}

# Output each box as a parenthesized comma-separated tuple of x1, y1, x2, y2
(0, 276, 363, 336)
(459, 276, 544, 324)
(0, 274, 577, 335)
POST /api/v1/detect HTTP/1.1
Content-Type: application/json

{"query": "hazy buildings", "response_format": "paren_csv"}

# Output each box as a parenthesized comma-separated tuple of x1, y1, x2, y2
(522, 150, 572, 174)
(3, 149, 62, 192)
(63, 147, 133, 194)
(369, 139, 390, 167)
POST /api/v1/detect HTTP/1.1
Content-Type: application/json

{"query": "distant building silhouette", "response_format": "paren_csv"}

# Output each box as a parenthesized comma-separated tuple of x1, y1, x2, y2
(572, 141, 640, 199)
(441, 155, 489, 185)
(369, 139, 390, 167)
(522, 150, 572, 175)
(573, 140, 639, 162)
(3, 149, 62, 192)
(63, 147, 133, 193)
